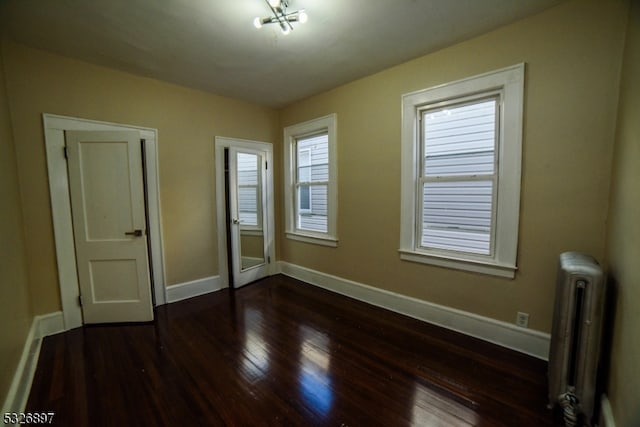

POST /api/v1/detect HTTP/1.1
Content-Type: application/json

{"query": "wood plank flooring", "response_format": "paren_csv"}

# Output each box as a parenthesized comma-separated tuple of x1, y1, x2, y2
(27, 275, 561, 426)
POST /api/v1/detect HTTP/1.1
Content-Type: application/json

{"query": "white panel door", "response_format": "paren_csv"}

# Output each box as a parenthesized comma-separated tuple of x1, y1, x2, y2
(228, 147, 271, 287)
(66, 130, 153, 323)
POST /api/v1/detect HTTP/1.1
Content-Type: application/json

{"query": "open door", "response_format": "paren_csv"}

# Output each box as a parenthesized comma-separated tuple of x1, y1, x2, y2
(228, 147, 272, 287)
(66, 130, 154, 323)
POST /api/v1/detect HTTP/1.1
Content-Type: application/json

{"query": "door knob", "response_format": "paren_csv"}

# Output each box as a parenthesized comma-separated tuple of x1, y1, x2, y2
(125, 229, 143, 237)
(232, 218, 241, 225)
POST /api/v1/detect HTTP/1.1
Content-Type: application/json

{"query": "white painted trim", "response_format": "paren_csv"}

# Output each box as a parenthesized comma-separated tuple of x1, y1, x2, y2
(600, 395, 616, 427)
(35, 312, 65, 339)
(43, 114, 167, 331)
(400, 64, 524, 278)
(278, 261, 550, 360)
(1, 323, 39, 416)
(283, 114, 338, 244)
(285, 232, 338, 247)
(166, 276, 222, 303)
(1, 312, 64, 415)
(399, 250, 516, 279)
(214, 136, 277, 288)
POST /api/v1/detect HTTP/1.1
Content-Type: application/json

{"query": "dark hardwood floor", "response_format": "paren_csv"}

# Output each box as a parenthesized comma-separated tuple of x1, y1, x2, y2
(27, 275, 561, 426)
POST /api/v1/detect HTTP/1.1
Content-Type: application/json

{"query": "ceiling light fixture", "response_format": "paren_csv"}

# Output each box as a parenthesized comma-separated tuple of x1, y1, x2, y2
(253, 0, 307, 35)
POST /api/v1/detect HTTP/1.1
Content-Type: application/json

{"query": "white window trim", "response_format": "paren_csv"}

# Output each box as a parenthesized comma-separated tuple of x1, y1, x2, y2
(400, 64, 524, 278)
(284, 114, 338, 247)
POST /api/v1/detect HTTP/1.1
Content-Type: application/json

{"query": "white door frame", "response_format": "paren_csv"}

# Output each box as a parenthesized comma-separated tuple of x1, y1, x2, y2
(43, 114, 167, 330)
(215, 136, 276, 288)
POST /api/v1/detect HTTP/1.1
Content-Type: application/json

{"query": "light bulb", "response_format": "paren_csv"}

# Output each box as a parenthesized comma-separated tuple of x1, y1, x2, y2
(268, 0, 281, 7)
(281, 25, 290, 35)
(253, 17, 263, 29)
(298, 11, 308, 24)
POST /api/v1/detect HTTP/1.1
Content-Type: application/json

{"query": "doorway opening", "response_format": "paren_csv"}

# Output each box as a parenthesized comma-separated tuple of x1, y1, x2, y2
(44, 114, 166, 330)
(215, 137, 276, 288)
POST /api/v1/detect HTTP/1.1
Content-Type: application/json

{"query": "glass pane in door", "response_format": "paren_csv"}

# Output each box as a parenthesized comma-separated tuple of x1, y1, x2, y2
(235, 152, 265, 270)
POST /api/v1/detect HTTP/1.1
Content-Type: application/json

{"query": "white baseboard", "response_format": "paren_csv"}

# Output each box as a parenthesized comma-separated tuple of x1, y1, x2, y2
(3, 276, 224, 417)
(166, 275, 222, 303)
(600, 395, 616, 427)
(278, 262, 551, 360)
(2, 312, 64, 415)
(36, 312, 65, 338)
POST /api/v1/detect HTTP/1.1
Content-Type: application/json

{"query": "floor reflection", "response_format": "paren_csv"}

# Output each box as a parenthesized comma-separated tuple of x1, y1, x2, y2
(410, 382, 478, 426)
(27, 276, 555, 426)
(298, 325, 333, 416)
(241, 307, 269, 382)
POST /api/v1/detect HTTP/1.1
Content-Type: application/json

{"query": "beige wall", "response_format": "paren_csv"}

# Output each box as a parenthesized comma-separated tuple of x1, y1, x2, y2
(605, 1, 640, 425)
(279, 0, 629, 332)
(0, 44, 33, 409)
(1, 40, 279, 315)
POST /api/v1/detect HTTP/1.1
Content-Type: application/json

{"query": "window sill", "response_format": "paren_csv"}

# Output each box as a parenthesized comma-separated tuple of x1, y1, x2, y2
(398, 249, 516, 279)
(286, 232, 338, 247)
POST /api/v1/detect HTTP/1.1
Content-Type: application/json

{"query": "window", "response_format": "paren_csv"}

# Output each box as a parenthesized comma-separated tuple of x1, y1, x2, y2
(284, 114, 337, 247)
(296, 134, 329, 230)
(237, 152, 261, 230)
(400, 64, 524, 278)
(297, 148, 312, 214)
(421, 97, 497, 255)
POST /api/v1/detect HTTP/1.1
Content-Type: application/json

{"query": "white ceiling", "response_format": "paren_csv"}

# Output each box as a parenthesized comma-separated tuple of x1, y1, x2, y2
(0, 0, 565, 107)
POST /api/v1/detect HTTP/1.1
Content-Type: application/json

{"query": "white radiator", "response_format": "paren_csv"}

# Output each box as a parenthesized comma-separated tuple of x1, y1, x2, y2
(548, 252, 605, 427)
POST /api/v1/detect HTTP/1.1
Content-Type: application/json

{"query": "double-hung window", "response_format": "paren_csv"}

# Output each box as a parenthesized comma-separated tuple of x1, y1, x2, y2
(400, 65, 524, 278)
(284, 114, 338, 247)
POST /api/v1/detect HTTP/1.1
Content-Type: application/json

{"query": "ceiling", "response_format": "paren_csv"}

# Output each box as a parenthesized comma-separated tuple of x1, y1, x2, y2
(0, 0, 565, 107)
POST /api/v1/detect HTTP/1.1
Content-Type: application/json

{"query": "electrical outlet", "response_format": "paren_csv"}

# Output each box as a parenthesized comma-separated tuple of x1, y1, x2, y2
(516, 312, 529, 328)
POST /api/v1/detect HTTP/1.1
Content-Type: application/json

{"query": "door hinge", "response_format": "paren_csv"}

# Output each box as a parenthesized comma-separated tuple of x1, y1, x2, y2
(78, 294, 83, 307)
(63, 146, 68, 159)
(267, 256, 271, 263)
(265, 161, 268, 170)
